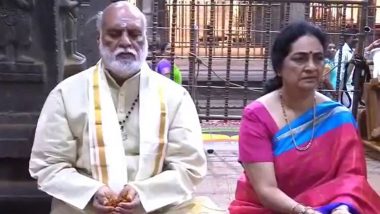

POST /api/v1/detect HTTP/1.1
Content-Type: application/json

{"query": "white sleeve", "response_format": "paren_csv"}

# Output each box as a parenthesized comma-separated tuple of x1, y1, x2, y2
(29, 89, 104, 210)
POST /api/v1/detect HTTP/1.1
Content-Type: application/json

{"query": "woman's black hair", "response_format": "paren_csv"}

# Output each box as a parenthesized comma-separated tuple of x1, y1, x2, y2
(263, 21, 327, 94)
(160, 42, 170, 53)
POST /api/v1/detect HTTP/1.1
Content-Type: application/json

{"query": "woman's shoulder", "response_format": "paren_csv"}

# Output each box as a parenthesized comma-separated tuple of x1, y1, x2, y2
(255, 91, 279, 111)
(244, 92, 278, 119)
(244, 100, 266, 114)
(316, 91, 334, 104)
(243, 92, 279, 134)
(256, 90, 278, 102)
(315, 92, 354, 116)
(324, 58, 334, 64)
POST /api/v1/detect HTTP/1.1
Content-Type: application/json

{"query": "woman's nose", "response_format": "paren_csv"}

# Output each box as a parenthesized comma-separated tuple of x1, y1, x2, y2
(305, 58, 318, 71)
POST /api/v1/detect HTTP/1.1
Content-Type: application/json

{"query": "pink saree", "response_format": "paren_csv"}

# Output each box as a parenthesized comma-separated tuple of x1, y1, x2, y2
(229, 101, 380, 214)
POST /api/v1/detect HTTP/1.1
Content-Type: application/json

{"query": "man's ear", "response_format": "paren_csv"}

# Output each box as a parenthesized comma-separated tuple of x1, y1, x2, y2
(97, 34, 100, 45)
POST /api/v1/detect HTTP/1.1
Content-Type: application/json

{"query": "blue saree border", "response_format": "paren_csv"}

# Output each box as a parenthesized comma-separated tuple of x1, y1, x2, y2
(273, 101, 357, 156)
(316, 202, 359, 214)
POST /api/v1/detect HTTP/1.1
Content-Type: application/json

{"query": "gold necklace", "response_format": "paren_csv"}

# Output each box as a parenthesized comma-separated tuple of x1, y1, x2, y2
(279, 91, 316, 151)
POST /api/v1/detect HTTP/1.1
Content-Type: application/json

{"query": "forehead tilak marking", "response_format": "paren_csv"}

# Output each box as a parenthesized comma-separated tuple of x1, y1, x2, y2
(117, 18, 141, 28)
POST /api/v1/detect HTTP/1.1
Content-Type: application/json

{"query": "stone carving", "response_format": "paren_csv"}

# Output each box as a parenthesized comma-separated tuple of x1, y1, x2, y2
(0, 0, 34, 63)
(58, 0, 86, 78)
(0, 0, 44, 82)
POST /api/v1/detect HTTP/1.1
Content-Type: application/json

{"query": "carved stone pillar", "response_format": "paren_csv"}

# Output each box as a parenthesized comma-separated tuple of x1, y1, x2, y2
(76, 1, 108, 66)
(56, 0, 87, 79)
(0, 0, 56, 212)
(0, 1, 151, 212)
(0, 0, 43, 82)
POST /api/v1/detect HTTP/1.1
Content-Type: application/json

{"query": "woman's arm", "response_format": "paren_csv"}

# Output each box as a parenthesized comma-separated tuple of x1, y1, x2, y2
(365, 39, 380, 52)
(238, 104, 319, 214)
(243, 162, 319, 214)
(364, 39, 380, 59)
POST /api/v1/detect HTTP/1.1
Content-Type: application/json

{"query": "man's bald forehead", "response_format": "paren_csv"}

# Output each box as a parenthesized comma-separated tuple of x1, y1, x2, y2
(99, 1, 146, 32)
(103, 1, 144, 21)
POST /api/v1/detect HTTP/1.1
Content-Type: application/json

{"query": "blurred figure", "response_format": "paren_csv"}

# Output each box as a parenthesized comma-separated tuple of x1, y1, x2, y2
(155, 42, 182, 85)
(321, 43, 337, 97)
(364, 39, 380, 81)
(334, 28, 359, 108)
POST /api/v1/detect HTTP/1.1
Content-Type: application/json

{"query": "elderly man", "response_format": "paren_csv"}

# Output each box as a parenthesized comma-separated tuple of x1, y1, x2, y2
(29, 2, 221, 214)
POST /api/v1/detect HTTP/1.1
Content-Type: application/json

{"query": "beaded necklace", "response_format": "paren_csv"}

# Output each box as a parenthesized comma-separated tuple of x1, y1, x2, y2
(119, 94, 139, 141)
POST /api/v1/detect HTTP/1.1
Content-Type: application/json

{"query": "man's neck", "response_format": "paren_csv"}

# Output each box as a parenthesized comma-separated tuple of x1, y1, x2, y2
(105, 69, 139, 87)
(109, 71, 128, 86)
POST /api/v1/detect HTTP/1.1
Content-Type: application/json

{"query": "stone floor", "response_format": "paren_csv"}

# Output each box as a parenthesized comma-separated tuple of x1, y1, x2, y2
(195, 141, 380, 212)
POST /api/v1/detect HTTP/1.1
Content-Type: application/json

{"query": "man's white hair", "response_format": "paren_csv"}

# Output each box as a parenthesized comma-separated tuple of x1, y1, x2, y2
(96, 2, 147, 36)
(96, 11, 104, 33)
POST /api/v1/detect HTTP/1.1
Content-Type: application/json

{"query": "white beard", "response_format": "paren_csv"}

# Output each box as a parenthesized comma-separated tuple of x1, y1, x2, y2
(99, 40, 148, 79)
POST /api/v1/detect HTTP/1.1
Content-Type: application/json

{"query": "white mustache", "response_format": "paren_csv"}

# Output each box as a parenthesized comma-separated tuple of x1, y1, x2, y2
(98, 40, 148, 78)
(114, 49, 137, 57)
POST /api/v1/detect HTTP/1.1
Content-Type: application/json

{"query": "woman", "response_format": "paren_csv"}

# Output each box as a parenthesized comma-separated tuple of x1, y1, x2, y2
(156, 42, 182, 85)
(229, 21, 380, 214)
(321, 43, 337, 98)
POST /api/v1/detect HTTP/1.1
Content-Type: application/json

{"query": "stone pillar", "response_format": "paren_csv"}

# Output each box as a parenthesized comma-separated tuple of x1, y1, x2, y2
(289, 3, 306, 22)
(138, 0, 168, 44)
(0, 0, 58, 212)
(140, 0, 153, 41)
(0, 1, 109, 212)
(76, 1, 109, 66)
(57, 0, 88, 79)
